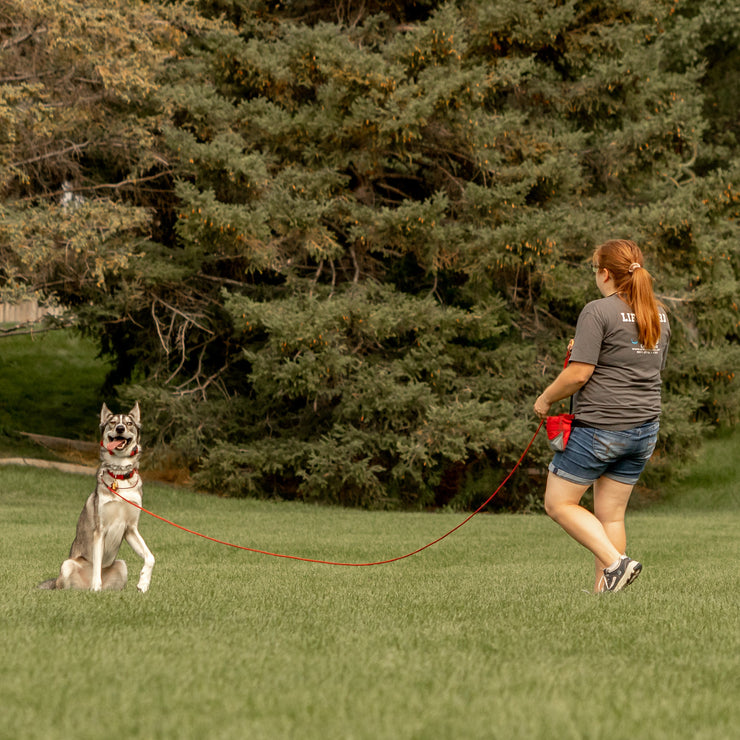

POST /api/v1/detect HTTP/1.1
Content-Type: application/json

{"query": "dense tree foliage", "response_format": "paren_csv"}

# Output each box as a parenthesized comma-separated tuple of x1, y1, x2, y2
(1, 0, 738, 508)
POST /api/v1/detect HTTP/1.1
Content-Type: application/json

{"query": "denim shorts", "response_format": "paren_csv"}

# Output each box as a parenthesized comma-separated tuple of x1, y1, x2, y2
(548, 420, 659, 486)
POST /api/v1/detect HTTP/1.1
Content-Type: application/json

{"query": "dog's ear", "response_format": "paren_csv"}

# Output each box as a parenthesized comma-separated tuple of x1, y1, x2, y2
(100, 403, 112, 428)
(129, 401, 141, 428)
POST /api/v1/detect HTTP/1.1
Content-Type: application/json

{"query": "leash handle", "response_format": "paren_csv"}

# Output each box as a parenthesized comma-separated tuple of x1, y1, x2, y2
(108, 419, 546, 567)
(564, 339, 574, 414)
(563, 338, 574, 368)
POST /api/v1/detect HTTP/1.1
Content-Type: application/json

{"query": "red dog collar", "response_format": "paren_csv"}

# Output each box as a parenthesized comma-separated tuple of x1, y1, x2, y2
(107, 469, 138, 480)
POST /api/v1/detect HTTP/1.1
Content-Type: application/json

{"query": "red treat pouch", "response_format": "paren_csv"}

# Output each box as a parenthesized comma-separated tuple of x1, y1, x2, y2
(546, 414, 575, 452)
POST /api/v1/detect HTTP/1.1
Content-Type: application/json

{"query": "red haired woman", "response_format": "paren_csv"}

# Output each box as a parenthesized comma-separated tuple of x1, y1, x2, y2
(534, 239, 670, 592)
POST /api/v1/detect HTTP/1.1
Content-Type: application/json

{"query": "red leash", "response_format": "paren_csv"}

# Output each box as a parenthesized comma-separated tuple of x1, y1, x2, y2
(108, 420, 544, 566)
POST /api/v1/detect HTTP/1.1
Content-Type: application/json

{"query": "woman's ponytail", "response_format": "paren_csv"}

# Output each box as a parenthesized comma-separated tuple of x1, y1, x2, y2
(593, 240, 662, 349)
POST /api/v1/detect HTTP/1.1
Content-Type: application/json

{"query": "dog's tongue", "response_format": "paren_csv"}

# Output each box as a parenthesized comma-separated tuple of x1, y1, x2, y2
(106, 439, 127, 453)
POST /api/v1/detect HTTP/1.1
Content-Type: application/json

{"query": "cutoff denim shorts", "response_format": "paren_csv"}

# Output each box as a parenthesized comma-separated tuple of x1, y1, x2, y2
(548, 420, 660, 486)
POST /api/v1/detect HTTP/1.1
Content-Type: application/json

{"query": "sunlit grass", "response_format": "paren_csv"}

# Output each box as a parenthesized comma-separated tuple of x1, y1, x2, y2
(661, 426, 739, 510)
(1, 450, 738, 740)
(0, 329, 110, 453)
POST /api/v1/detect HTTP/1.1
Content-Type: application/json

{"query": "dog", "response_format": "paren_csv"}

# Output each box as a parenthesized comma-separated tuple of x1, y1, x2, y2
(38, 402, 155, 592)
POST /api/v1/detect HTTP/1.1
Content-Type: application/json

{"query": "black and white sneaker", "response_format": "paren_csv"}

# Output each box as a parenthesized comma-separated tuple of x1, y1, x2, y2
(602, 556, 642, 592)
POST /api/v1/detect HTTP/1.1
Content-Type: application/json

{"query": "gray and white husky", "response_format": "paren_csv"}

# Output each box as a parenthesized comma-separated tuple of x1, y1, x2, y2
(39, 402, 155, 592)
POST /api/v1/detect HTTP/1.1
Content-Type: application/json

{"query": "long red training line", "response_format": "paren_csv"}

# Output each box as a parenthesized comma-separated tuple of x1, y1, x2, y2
(109, 420, 544, 567)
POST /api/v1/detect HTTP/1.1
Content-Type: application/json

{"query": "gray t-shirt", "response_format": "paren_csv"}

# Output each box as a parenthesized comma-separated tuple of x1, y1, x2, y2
(569, 293, 670, 430)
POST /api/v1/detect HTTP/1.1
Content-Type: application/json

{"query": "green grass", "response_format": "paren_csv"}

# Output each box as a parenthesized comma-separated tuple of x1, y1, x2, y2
(1, 329, 738, 738)
(0, 328, 110, 449)
(660, 426, 740, 510)
(1, 441, 738, 740)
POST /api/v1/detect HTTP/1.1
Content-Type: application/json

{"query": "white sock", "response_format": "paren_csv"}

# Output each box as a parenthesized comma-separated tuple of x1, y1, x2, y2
(606, 557, 623, 572)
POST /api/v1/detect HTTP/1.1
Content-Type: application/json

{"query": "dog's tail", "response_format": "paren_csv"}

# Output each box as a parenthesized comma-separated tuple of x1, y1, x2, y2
(37, 578, 58, 590)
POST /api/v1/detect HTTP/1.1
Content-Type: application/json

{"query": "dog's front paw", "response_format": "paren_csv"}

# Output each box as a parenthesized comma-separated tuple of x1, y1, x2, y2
(137, 582, 149, 593)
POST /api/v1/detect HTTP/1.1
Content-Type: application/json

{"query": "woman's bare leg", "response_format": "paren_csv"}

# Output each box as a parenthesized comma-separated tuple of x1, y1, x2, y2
(544, 472, 623, 572)
(592, 476, 635, 591)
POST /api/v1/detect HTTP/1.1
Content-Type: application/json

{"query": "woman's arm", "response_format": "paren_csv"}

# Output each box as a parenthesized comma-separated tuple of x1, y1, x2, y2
(533, 361, 595, 419)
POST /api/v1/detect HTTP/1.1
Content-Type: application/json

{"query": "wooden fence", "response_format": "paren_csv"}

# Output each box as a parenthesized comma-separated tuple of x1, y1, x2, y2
(0, 300, 64, 324)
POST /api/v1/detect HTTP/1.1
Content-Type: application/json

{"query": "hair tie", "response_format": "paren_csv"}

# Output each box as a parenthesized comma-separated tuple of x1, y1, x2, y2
(628, 262, 641, 274)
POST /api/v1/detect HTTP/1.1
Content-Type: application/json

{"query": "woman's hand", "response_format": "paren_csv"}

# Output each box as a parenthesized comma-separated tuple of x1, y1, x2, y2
(534, 361, 594, 420)
(533, 394, 551, 419)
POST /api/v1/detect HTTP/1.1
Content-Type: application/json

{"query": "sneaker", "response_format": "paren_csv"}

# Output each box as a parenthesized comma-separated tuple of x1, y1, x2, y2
(602, 556, 642, 592)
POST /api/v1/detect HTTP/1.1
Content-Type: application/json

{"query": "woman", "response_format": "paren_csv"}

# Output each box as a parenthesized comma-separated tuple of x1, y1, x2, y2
(534, 239, 670, 592)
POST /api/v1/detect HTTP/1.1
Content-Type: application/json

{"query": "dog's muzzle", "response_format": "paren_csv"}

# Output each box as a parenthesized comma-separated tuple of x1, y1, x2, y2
(105, 435, 133, 453)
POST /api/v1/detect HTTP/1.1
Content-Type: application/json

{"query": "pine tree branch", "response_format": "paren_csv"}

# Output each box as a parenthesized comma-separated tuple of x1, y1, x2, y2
(0, 22, 46, 51)
(11, 141, 91, 168)
(82, 170, 173, 191)
(349, 246, 360, 283)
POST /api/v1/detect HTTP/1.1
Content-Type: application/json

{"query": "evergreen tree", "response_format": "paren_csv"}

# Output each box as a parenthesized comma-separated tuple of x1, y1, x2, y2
(1, 0, 737, 507)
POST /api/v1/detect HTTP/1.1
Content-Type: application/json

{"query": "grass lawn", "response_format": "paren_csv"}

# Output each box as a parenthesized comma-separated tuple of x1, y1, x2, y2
(0, 329, 111, 455)
(1, 429, 738, 740)
(1, 328, 737, 738)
